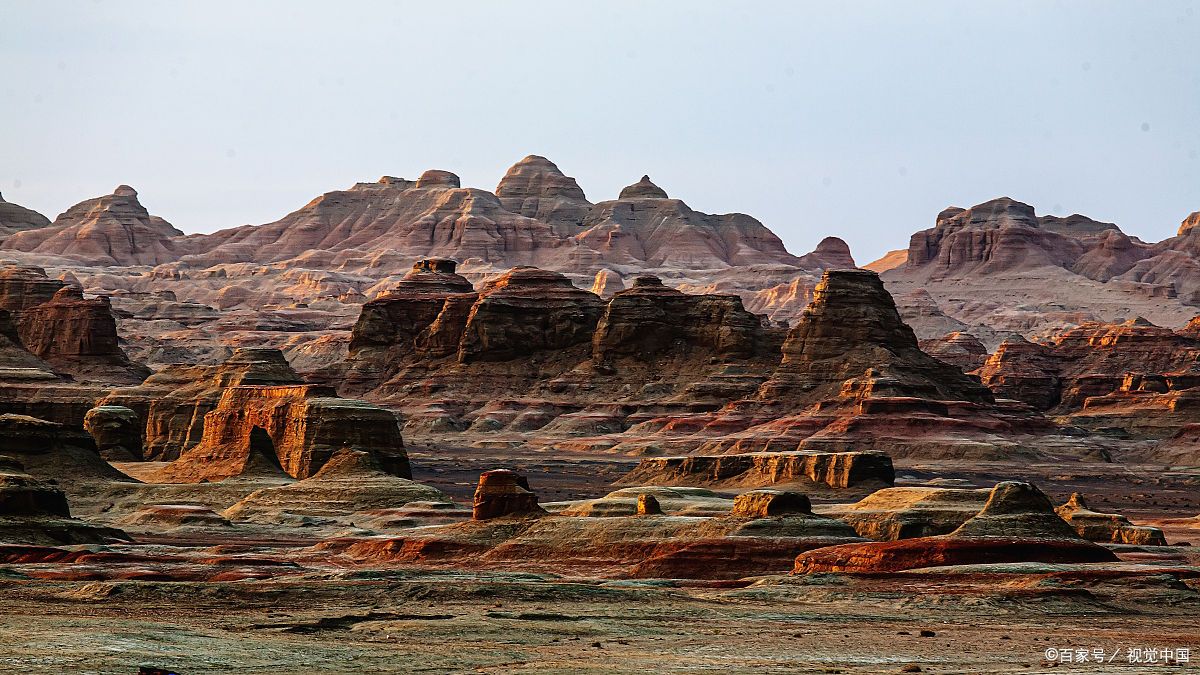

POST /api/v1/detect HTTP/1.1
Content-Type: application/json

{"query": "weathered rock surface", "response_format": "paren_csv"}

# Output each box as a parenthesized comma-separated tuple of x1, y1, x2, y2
(224, 448, 448, 524)
(730, 489, 812, 518)
(0, 265, 146, 384)
(495, 155, 591, 234)
(0, 456, 128, 545)
(459, 267, 605, 363)
(552, 486, 734, 517)
(949, 481, 1079, 539)
(592, 275, 766, 363)
(0, 414, 132, 490)
(919, 331, 988, 371)
(15, 285, 147, 383)
(2, 186, 183, 265)
(617, 451, 895, 489)
(1055, 493, 1167, 545)
(154, 385, 410, 483)
(757, 269, 993, 405)
(793, 482, 1118, 574)
(472, 469, 546, 520)
(103, 347, 304, 461)
(83, 405, 143, 461)
(973, 317, 1200, 437)
(0, 194, 51, 242)
(881, 197, 1200, 344)
(821, 486, 990, 540)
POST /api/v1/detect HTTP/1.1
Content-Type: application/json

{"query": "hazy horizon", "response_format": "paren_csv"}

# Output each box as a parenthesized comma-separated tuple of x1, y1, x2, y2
(4, 0, 1198, 263)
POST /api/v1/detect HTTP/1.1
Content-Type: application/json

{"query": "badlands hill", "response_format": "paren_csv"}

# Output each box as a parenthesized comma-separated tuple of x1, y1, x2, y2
(879, 197, 1200, 346)
(0, 158, 1197, 372)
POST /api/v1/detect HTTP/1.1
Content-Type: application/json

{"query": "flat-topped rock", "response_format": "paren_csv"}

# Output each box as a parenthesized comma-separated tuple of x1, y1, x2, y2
(617, 451, 895, 489)
(154, 385, 409, 483)
(731, 489, 812, 518)
(472, 469, 546, 520)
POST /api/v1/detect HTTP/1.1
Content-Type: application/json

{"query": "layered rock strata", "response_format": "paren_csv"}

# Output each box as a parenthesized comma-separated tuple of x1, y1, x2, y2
(103, 347, 304, 461)
(155, 385, 409, 483)
(617, 451, 894, 489)
(472, 469, 546, 520)
(0, 456, 129, 545)
(1055, 493, 1167, 545)
(793, 482, 1118, 573)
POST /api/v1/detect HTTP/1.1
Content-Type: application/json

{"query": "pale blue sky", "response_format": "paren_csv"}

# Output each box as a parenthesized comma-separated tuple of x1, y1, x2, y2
(2, 1, 1197, 262)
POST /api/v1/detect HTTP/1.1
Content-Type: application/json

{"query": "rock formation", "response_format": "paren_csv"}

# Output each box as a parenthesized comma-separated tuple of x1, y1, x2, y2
(634, 493, 663, 516)
(459, 267, 605, 363)
(1055, 493, 1167, 545)
(0, 264, 146, 384)
(346, 258, 478, 373)
(472, 469, 546, 520)
(2, 186, 183, 265)
(795, 237, 856, 270)
(730, 489, 812, 518)
(155, 384, 410, 483)
(224, 448, 448, 524)
(103, 347, 304, 461)
(0, 414, 132, 489)
(618, 451, 894, 489)
(881, 197, 1200, 343)
(822, 486, 991, 540)
(16, 285, 147, 383)
(949, 481, 1079, 538)
(592, 275, 766, 363)
(756, 269, 993, 405)
(344, 261, 783, 430)
(0, 455, 128, 545)
(83, 405, 143, 460)
(494, 155, 592, 234)
(918, 331, 988, 371)
(793, 482, 1118, 574)
(0, 193, 51, 241)
(973, 317, 1200, 437)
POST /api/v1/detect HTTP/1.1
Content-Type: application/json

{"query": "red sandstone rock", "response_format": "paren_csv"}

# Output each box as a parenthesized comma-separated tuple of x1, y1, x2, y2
(103, 347, 304, 461)
(472, 469, 547, 520)
(730, 490, 812, 518)
(459, 267, 605, 363)
(617, 451, 894, 489)
(0, 454, 128, 545)
(919, 331, 988, 371)
(592, 275, 767, 363)
(154, 384, 409, 483)
(822, 486, 991, 540)
(495, 155, 592, 233)
(791, 536, 1117, 574)
(756, 269, 993, 405)
(974, 317, 1200, 427)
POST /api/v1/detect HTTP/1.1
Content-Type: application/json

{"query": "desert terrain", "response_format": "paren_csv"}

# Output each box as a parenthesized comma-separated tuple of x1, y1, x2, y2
(0, 159, 1197, 673)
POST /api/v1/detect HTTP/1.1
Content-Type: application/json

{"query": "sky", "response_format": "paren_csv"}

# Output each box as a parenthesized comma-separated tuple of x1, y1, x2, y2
(2, 0, 1198, 264)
